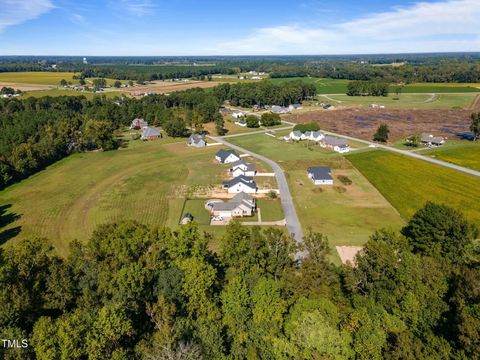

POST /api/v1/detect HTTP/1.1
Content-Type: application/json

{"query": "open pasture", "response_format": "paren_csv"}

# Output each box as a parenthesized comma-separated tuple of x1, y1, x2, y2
(418, 140, 480, 171)
(0, 71, 78, 85)
(347, 150, 480, 227)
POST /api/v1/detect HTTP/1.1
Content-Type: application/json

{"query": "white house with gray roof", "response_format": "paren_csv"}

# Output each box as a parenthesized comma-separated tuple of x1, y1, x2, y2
(223, 175, 257, 193)
(421, 133, 445, 146)
(216, 149, 241, 164)
(320, 136, 350, 153)
(210, 192, 256, 218)
(230, 160, 257, 177)
(188, 133, 207, 147)
(307, 166, 333, 185)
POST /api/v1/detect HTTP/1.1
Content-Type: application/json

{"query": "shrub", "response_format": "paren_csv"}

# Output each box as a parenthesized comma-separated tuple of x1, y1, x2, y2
(337, 175, 352, 186)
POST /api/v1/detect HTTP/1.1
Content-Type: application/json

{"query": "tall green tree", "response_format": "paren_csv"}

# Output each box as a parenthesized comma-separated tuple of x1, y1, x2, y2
(373, 123, 389, 142)
(471, 112, 480, 140)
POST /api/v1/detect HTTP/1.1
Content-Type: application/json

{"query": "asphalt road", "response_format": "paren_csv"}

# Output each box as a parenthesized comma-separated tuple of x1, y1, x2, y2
(207, 135, 306, 257)
(321, 131, 480, 178)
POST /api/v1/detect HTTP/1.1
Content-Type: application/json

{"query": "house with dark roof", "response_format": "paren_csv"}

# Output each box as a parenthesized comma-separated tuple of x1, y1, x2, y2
(320, 135, 350, 153)
(210, 192, 256, 218)
(188, 133, 207, 148)
(215, 149, 241, 164)
(229, 160, 257, 177)
(223, 175, 257, 193)
(130, 117, 148, 130)
(141, 127, 162, 140)
(307, 166, 333, 185)
(421, 133, 445, 146)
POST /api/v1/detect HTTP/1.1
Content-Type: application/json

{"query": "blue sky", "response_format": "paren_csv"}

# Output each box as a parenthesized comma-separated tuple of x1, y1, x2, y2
(0, 0, 479, 55)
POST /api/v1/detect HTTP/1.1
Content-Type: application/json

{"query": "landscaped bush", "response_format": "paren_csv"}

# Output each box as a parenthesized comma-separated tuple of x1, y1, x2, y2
(337, 175, 352, 185)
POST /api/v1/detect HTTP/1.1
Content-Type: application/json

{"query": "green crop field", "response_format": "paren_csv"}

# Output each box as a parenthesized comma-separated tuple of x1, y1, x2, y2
(0, 71, 78, 85)
(318, 93, 477, 109)
(270, 77, 480, 94)
(418, 141, 480, 171)
(347, 150, 480, 227)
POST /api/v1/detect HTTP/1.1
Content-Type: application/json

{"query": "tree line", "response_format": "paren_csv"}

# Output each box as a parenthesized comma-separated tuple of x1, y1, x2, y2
(213, 81, 316, 107)
(347, 80, 390, 96)
(0, 201, 479, 359)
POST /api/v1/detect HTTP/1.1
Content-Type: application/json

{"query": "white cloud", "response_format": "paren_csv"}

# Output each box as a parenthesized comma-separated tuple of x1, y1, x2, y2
(118, 0, 156, 16)
(214, 0, 480, 54)
(0, 0, 54, 32)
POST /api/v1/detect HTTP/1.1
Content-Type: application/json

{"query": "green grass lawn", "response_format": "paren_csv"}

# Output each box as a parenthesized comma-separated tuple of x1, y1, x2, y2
(318, 93, 476, 109)
(417, 141, 480, 171)
(270, 77, 480, 94)
(287, 167, 404, 263)
(0, 139, 228, 256)
(182, 199, 211, 225)
(347, 150, 480, 227)
(256, 198, 284, 221)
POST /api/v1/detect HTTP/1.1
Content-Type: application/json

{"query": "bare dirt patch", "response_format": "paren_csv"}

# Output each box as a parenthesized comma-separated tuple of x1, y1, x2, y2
(336, 246, 363, 265)
(0, 82, 55, 91)
(285, 109, 474, 141)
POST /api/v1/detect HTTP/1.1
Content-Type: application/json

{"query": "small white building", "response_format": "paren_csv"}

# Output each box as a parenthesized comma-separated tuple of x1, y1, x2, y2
(307, 166, 333, 185)
(188, 133, 207, 148)
(235, 120, 247, 127)
(232, 112, 245, 119)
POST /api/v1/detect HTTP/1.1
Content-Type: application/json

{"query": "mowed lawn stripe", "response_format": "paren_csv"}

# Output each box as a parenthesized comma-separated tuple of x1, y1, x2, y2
(347, 150, 480, 227)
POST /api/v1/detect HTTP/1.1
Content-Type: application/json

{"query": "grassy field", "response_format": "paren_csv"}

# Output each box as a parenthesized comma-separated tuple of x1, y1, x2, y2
(0, 138, 232, 256)
(270, 77, 480, 94)
(318, 93, 477, 109)
(287, 167, 404, 262)
(20, 89, 126, 99)
(0, 71, 78, 85)
(347, 150, 480, 227)
(417, 141, 480, 171)
(256, 198, 284, 221)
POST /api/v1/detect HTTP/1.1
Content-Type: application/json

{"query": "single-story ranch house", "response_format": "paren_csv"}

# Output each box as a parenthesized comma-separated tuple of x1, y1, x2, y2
(223, 175, 257, 193)
(188, 133, 207, 147)
(216, 149, 241, 164)
(141, 127, 162, 140)
(320, 136, 350, 153)
(421, 133, 445, 146)
(307, 166, 333, 185)
(210, 192, 256, 218)
(230, 160, 257, 177)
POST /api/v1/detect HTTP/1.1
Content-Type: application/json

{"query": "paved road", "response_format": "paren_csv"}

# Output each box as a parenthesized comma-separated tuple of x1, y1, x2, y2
(321, 130, 480, 178)
(220, 125, 293, 138)
(207, 135, 306, 256)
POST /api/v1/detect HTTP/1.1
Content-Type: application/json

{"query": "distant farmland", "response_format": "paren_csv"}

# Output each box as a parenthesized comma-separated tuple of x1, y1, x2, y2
(0, 71, 78, 85)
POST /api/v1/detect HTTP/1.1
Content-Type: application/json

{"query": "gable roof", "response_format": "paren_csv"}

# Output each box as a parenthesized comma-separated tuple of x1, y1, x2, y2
(189, 133, 205, 144)
(213, 192, 255, 211)
(142, 127, 161, 137)
(223, 176, 256, 189)
(291, 130, 303, 137)
(323, 135, 348, 147)
(216, 149, 239, 162)
(421, 133, 444, 144)
(311, 131, 322, 138)
(307, 166, 332, 181)
(230, 160, 256, 172)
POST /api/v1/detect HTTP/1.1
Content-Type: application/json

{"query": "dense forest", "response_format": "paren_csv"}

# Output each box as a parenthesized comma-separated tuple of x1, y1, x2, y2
(1, 54, 480, 82)
(0, 202, 479, 359)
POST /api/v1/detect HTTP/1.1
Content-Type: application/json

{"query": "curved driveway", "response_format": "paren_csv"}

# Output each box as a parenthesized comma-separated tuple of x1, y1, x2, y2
(207, 135, 306, 254)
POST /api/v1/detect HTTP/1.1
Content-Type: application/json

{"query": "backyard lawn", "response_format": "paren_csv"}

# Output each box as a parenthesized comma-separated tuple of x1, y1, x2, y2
(347, 150, 480, 227)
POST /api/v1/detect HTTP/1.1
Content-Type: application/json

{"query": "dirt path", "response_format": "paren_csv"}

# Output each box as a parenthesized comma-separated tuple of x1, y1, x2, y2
(468, 94, 480, 110)
(421, 93, 437, 103)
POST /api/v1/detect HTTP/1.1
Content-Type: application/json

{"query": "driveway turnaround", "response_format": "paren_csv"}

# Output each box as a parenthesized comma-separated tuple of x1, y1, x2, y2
(207, 135, 305, 256)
